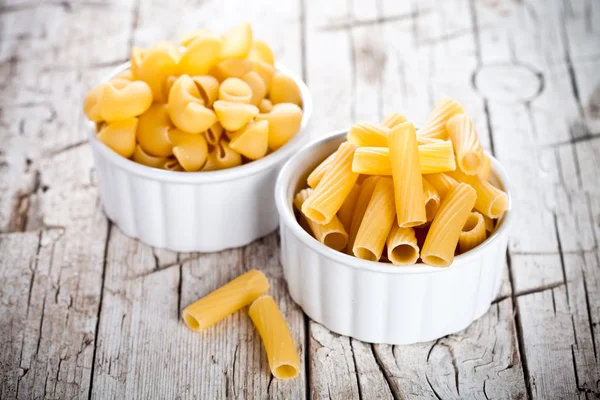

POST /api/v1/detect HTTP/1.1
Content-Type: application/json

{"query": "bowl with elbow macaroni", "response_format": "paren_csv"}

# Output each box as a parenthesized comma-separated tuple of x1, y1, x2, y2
(86, 24, 312, 252)
(275, 108, 512, 344)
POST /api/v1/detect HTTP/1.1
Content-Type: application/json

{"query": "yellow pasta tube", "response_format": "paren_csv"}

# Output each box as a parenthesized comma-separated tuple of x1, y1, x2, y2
(182, 269, 269, 332)
(210, 59, 254, 82)
(347, 176, 380, 254)
(336, 183, 361, 233)
(347, 122, 389, 147)
(421, 183, 477, 267)
(132, 144, 169, 168)
(241, 71, 267, 106)
(229, 120, 269, 160)
(203, 122, 224, 145)
(302, 142, 359, 225)
(219, 22, 253, 60)
(178, 34, 221, 76)
(253, 60, 275, 93)
(269, 72, 302, 107)
(135, 103, 174, 157)
(423, 178, 440, 221)
(418, 96, 465, 140)
(248, 295, 300, 380)
(96, 118, 138, 158)
(307, 152, 336, 188)
(168, 129, 209, 172)
(459, 212, 487, 253)
(202, 139, 243, 171)
(388, 122, 426, 227)
(478, 154, 491, 181)
(192, 75, 220, 107)
(446, 114, 483, 175)
(213, 100, 259, 131)
(256, 103, 303, 150)
(168, 75, 217, 134)
(248, 39, 275, 66)
(218, 77, 253, 104)
(483, 214, 495, 233)
(386, 224, 419, 265)
(353, 178, 396, 261)
(259, 98, 273, 114)
(294, 189, 348, 251)
(381, 112, 408, 129)
(423, 173, 458, 201)
(136, 41, 180, 103)
(352, 141, 456, 176)
(448, 170, 508, 219)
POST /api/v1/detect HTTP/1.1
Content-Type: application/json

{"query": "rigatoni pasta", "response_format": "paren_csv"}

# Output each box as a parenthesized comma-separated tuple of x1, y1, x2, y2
(307, 152, 336, 188)
(459, 212, 487, 253)
(386, 224, 420, 265)
(448, 170, 508, 218)
(446, 114, 483, 175)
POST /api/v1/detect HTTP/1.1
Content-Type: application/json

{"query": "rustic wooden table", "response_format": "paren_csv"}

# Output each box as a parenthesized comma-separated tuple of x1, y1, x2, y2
(1, 0, 599, 398)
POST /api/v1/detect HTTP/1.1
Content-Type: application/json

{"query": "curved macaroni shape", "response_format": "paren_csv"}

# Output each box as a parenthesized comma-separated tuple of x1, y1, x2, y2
(218, 77, 253, 104)
(388, 122, 427, 227)
(136, 103, 174, 157)
(136, 41, 180, 102)
(269, 72, 302, 107)
(210, 59, 254, 82)
(229, 120, 269, 160)
(213, 100, 259, 131)
(203, 122, 224, 145)
(241, 71, 267, 106)
(248, 39, 275, 66)
(418, 96, 465, 140)
(256, 103, 303, 150)
(115, 69, 134, 81)
(248, 295, 300, 380)
(168, 75, 217, 133)
(259, 98, 273, 114)
(97, 118, 138, 158)
(421, 183, 477, 267)
(178, 35, 221, 76)
(132, 144, 169, 168)
(202, 139, 243, 171)
(179, 29, 214, 47)
(446, 114, 483, 175)
(83, 84, 104, 122)
(294, 188, 348, 251)
(252, 61, 275, 93)
(386, 224, 420, 265)
(459, 212, 487, 253)
(163, 157, 184, 171)
(347, 122, 389, 147)
(192, 75, 220, 107)
(98, 80, 153, 122)
(130, 47, 145, 79)
(219, 22, 253, 60)
(381, 112, 408, 129)
(168, 129, 209, 172)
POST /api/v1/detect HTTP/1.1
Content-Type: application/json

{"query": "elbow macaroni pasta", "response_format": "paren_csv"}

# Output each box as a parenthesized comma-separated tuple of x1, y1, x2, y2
(84, 23, 304, 172)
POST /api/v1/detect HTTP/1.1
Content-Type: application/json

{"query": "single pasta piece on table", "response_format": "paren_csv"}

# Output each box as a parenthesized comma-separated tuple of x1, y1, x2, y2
(418, 96, 465, 141)
(381, 112, 408, 129)
(336, 183, 361, 233)
(386, 224, 420, 265)
(347, 121, 389, 147)
(353, 177, 396, 261)
(182, 269, 269, 332)
(423, 178, 440, 222)
(306, 152, 336, 188)
(294, 189, 348, 251)
(347, 176, 380, 254)
(459, 212, 487, 253)
(421, 183, 477, 267)
(248, 295, 300, 380)
(301, 142, 359, 225)
(446, 114, 484, 175)
(448, 170, 508, 219)
(388, 122, 426, 227)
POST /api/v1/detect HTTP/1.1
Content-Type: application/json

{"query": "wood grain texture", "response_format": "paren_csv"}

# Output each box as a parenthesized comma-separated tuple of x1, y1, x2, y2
(0, 0, 599, 398)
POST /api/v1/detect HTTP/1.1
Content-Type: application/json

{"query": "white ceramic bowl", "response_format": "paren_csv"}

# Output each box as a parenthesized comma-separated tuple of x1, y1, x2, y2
(89, 62, 312, 252)
(275, 131, 513, 345)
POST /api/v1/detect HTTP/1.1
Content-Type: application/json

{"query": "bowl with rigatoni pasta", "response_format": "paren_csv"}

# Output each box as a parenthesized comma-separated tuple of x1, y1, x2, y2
(85, 23, 312, 252)
(275, 98, 512, 345)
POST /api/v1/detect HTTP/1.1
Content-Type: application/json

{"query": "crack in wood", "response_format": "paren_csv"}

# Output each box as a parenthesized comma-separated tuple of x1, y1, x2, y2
(553, 213, 570, 304)
(581, 267, 598, 360)
(319, 9, 430, 31)
(348, 339, 363, 400)
(513, 282, 566, 298)
(425, 374, 443, 400)
(371, 345, 400, 400)
(48, 140, 88, 158)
